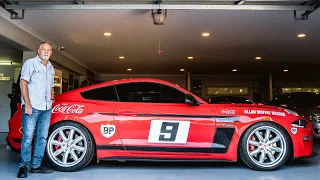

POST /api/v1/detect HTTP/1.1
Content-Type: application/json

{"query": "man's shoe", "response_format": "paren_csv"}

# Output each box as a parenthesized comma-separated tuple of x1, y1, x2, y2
(17, 166, 28, 178)
(30, 165, 53, 174)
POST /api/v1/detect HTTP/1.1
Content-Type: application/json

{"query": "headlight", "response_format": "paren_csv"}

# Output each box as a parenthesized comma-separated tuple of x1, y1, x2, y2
(284, 109, 299, 116)
(291, 119, 307, 128)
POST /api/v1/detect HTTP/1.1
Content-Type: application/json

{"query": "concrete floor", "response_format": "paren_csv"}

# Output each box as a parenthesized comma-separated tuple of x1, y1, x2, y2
(1, 138, 319, 180)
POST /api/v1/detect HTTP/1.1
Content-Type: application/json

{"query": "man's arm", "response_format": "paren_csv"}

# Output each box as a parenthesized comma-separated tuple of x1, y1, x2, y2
(51, 87, 55, 102)
(20, 79, 32, 115)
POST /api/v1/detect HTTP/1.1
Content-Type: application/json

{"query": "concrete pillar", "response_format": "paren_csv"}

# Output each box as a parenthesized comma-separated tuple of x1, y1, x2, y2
(269, 73, 273, 101)
(22, 51, 36, 63)
(187, 72, 191, 91)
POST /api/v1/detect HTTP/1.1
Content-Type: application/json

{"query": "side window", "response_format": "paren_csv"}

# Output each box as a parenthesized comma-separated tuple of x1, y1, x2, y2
(115, 82, 186, 103)
(80, 85, 118, 101)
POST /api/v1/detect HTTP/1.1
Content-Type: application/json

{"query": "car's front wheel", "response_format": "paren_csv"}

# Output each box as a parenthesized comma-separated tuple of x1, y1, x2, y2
(239, 122, 291, 171)
(45, 121, 95, 172)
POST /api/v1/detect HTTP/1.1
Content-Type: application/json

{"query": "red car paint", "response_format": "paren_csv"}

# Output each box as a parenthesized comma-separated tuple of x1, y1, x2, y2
(7, 78, 313, 163)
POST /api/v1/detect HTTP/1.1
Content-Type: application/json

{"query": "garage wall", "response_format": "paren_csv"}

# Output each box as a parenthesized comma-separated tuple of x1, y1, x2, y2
(99, 74, 187, 89)
(191, 75, 266, 102)
(272, 73, 320, 97)
(0, 40, 23, 132)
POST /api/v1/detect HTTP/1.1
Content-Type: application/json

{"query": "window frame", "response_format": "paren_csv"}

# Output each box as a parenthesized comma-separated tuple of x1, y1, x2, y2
(114, 81, 190, 104)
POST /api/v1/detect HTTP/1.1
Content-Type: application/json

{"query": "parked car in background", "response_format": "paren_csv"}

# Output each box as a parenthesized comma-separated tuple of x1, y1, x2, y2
(268, 92, 320, 136)
(208, 96, 254, 104)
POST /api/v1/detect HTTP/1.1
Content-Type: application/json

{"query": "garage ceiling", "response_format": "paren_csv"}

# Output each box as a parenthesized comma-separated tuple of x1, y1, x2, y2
(1, 0, 320, 74)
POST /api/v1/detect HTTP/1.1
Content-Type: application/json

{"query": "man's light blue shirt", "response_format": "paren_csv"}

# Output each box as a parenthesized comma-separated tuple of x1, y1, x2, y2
(20, 55, 55, 111)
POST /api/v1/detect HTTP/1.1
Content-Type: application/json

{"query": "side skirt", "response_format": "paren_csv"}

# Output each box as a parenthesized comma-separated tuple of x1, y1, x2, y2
(98, 156, 236, 163)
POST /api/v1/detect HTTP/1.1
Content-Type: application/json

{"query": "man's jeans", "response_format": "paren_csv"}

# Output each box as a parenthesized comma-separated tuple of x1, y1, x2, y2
(19, 106, 52, 168)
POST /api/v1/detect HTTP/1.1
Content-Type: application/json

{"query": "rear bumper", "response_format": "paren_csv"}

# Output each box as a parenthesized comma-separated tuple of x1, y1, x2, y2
(312, 121, 320, 135)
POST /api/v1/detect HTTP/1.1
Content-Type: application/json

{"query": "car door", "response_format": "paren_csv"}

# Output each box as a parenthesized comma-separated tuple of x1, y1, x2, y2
(113, 82, 216, 156)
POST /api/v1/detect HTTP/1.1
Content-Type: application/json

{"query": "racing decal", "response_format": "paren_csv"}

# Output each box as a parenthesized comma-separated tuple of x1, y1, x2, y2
(136, 113, 215, 118)
(96, 145, 212, 153)
(216, 116, 240, 122)
(291, 127, 298, 135)
(244, 109, 286, 117)
(52, 104, 85, 114)
(101, 124, 116, 138)
(148, 120, 190, 144)
(221, 109, 236, 115)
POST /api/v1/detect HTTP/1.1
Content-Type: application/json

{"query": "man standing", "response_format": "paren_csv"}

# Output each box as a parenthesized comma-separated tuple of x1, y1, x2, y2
(17, 42, 55, 178)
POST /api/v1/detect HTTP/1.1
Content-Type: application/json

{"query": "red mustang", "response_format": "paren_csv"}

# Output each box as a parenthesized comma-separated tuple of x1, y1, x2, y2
(7, 78, 314, 171)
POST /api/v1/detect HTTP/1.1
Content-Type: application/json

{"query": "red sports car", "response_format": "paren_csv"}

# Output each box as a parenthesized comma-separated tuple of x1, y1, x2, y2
(7, 78, 314, 171)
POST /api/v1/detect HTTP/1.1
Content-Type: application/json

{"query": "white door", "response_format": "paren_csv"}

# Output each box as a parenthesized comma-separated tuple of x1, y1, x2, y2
(0, 65, 14, 132)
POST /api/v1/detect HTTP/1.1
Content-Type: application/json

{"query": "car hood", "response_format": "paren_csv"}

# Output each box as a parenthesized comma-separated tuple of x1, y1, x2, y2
(208, 103, 283, 110)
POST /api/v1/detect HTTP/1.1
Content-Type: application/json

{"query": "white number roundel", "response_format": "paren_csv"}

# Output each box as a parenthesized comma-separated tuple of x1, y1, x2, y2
(148, 120, 190, 144)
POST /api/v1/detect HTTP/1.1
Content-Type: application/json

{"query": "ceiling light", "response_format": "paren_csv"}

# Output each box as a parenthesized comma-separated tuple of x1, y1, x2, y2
(180, 69, 185, 72)
(119, 56, 125, 59)
(187, 57, 194, 60)
(255, 57, 261, 60)
(232, 69, 237, 72)
(297, 34, 306, 38)
(283, 69, 288, 72)
(202, 32, 210, 37)
(104, 32, 112, 36)
(0, 61, 13, 65)
(127, 68, 132, 71)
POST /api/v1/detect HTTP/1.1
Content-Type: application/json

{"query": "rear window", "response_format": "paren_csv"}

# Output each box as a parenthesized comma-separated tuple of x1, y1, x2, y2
(80, 85, 118, 101)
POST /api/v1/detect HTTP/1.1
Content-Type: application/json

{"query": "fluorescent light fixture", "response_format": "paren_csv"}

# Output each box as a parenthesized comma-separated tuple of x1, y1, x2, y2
(297, 34, 306, 38)
(202, 32, 210, 37)
(232, 69, 237, 72)
(283, 69, 288, 72)
(104, 32, 112, 36)
(255, 57, 261, 60)
(0, 61, 13, 65)
(180, 69, 185, 72)
(188, 57, 194, 60)
(119, 56, 125, 59)
(127, 68, 132, 71)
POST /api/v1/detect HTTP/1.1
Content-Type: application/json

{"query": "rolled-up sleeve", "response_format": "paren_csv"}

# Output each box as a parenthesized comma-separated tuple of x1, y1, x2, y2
(20, 60, 34, 82)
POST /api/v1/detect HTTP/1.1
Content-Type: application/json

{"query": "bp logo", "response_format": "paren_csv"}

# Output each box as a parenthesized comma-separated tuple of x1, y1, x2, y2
(101, 124, 116, 138)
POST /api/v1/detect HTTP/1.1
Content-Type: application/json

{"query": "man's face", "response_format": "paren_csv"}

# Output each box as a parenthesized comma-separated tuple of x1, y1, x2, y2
(38, 43, 52, 61)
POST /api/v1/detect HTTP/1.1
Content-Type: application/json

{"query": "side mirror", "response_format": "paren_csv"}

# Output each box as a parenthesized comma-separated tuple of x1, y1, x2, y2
(185, 94, 199, 106)
(279, 104, 288, 108)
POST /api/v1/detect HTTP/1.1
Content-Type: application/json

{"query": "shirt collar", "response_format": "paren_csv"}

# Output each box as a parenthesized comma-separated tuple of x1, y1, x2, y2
(36, 55, 53, 68)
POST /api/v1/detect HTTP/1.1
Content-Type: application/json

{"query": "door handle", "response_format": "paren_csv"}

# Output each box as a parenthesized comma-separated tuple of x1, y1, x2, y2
(118, 111, 138, 116)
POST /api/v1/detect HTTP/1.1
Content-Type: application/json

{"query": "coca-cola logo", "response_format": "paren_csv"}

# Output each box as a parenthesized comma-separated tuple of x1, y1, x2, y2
(221, 109, 236, 115)
(52, 104, 85, 114)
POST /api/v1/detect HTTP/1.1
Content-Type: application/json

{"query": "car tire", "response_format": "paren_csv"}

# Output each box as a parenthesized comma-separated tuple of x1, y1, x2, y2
(239, 122, 291, 171)
(45, 121, 95, 172)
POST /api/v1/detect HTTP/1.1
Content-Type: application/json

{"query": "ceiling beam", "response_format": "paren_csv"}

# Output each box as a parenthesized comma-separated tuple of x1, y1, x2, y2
(5, 4, 314, 11)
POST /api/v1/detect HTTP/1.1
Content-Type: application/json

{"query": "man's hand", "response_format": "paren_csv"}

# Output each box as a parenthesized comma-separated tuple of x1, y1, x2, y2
(25, 103, 32, 115)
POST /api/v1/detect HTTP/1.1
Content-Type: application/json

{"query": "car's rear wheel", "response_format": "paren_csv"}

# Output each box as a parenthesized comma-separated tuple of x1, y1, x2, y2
(45, 121, 95, 172)
(239, 122, 291, 171)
